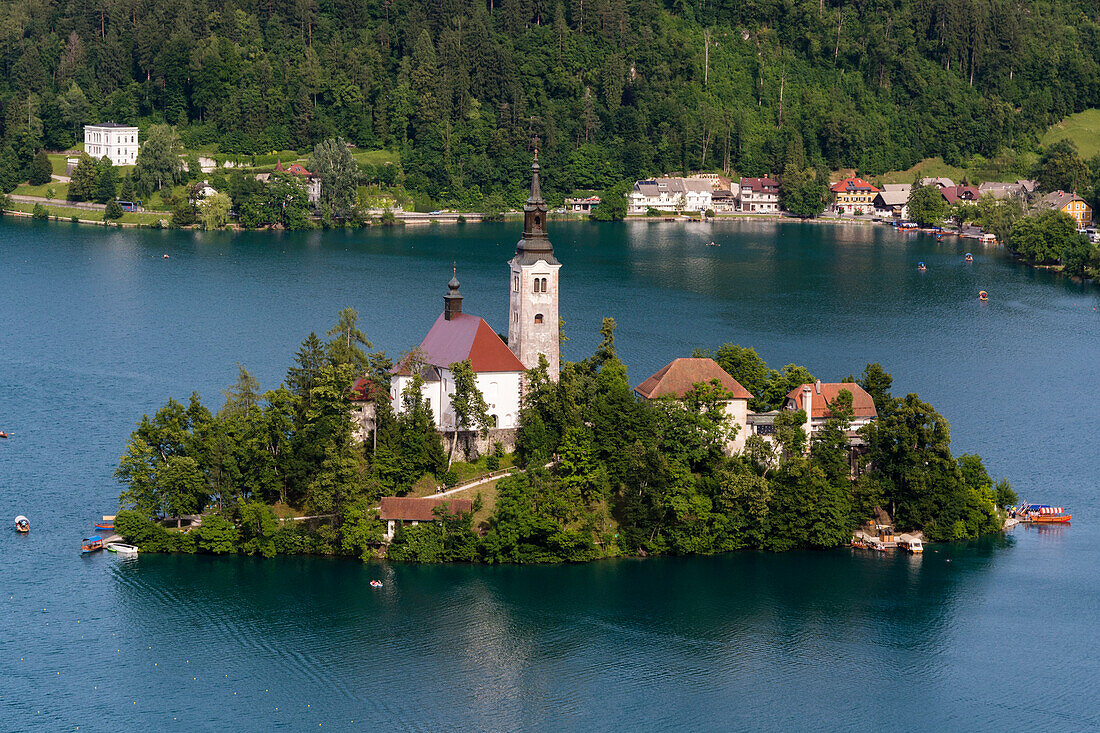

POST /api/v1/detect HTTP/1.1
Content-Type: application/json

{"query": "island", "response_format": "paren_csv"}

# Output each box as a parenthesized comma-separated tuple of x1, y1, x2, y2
(112, 162, 1014, 562)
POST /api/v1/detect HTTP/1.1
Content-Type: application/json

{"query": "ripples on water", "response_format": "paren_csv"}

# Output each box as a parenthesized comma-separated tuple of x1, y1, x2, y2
(0, 219, 1098, 730)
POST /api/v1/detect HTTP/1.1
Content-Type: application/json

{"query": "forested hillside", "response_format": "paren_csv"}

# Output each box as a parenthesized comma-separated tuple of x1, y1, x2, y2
(2, 0, 1099, 202)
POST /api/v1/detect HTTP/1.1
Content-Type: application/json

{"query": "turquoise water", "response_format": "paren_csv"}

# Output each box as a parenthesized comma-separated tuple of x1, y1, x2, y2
(1, 218, 1098, 730)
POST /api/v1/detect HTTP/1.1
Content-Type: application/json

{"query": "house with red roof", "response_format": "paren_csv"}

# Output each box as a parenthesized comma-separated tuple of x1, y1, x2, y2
(738, 177, 780, 212)
(256, 159, 322, 205)
(783, 380, 877, 438)
(380, 496, 474, 541)
(390, 271, 526, 450)
(635, 357, 755, 453)
(830, 177, 881, 215)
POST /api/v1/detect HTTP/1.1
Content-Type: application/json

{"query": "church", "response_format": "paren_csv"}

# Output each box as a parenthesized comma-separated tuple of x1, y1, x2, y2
(387, 154, 561, 455)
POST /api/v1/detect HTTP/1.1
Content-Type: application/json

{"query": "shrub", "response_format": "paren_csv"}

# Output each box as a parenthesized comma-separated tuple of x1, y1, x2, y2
(32, 203, 49, 220)
(104, 199, 124, 220)
(195, 515, 239, 554)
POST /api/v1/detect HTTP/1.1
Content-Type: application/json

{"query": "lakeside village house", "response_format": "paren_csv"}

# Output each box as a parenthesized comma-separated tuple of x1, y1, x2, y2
(627, 175, 779, 214)
(255, 160, 322, 205)
(349, 158, 881, 538)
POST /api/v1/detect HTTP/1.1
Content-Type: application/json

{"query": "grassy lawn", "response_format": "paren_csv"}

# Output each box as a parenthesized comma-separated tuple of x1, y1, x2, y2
(351, 149, 401, 166)
(15, 181, 70, 198)
(1043, 109, 1100, 158)
(5, 200, 164, 225)
(875, 157, 969, 185)
(48, 153, 70, 175)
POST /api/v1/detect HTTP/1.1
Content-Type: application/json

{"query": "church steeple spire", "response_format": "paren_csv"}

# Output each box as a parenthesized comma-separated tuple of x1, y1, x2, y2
(515, 150, 558, 265)
(444, 264, 463, 320)
(508, 151, 562, 382)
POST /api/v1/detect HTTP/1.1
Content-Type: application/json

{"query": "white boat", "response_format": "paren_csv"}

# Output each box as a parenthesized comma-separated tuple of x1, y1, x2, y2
(107, 543, 138, 556)
(14, 515, 29, 533)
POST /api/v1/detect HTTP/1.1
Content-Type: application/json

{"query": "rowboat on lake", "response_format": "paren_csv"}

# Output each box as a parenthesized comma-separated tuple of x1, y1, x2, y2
(15, 515, 29, 533)
(107, 543, 138, 556)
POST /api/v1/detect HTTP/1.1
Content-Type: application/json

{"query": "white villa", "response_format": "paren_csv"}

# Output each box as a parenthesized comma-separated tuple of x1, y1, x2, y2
(84, 123, 139, 166)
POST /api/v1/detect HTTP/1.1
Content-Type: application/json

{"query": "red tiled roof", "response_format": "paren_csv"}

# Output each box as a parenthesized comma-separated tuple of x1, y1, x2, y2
(635, 357, 753, 400)
(740, 177, 779, 191)
(785, 383, 877, 419)
(830, 177, 881, 194)
(274, 160, 314, 177)
(397, 313, 525, 374)
(380, 496, 473, 521)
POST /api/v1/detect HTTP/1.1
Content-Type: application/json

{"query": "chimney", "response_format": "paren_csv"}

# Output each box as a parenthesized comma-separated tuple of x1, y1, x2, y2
(815, 379, 822, 394)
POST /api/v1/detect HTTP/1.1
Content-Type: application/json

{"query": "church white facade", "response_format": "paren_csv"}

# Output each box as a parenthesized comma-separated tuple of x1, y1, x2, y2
(386, 155, 562, 455)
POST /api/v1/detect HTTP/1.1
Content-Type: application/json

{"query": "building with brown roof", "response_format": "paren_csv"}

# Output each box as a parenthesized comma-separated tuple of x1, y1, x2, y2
(738, 177, 780, 212)
(783, 380, 877, 439)
(635, 357, 754, 453)
(379, 496, 474, 541)
(1040, 191, 1093, 229)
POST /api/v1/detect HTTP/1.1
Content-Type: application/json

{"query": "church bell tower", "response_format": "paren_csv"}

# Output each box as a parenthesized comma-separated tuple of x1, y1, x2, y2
(508, 152, 561, 381)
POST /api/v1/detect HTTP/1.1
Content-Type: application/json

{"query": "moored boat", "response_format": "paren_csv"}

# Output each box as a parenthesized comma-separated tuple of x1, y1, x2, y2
(1015, 504, 1071, 524)
(94, 515, 115, 531)
(15, 515, 29, 533)
(898, 536, 924, 554)
(81, 535, 104, 554)
(107, 543, 138, 556)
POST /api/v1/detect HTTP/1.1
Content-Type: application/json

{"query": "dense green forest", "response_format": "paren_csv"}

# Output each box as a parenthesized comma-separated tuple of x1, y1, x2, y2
(113, 310, 1014, 562)
(3, 0, 1100, 204)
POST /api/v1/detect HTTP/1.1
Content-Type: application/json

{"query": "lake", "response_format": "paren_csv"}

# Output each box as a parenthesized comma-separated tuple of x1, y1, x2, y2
(0, 217, 1097, 730)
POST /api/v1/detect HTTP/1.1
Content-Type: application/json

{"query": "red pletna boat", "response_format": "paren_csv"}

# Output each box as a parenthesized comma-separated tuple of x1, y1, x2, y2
(1016, 504, 1071, 523)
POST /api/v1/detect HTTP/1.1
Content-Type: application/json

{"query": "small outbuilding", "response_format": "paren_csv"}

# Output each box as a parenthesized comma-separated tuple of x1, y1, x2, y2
(379, 496, 474, 542)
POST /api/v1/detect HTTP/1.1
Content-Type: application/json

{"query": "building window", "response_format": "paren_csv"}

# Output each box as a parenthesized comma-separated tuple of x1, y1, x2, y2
(513, 275, 519, 292)
(489, 415, 499, 428)
(534, 313, 543, 324)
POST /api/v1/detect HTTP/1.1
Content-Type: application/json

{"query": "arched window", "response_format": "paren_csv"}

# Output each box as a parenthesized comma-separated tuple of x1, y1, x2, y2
(534, 215, 541, 229)
(513, 275, 519, 292)
(489, 415, 499, 428)
(532, 278, 539, 293)
(534, 314, 544, 324)
(541, 278, 548, 292)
